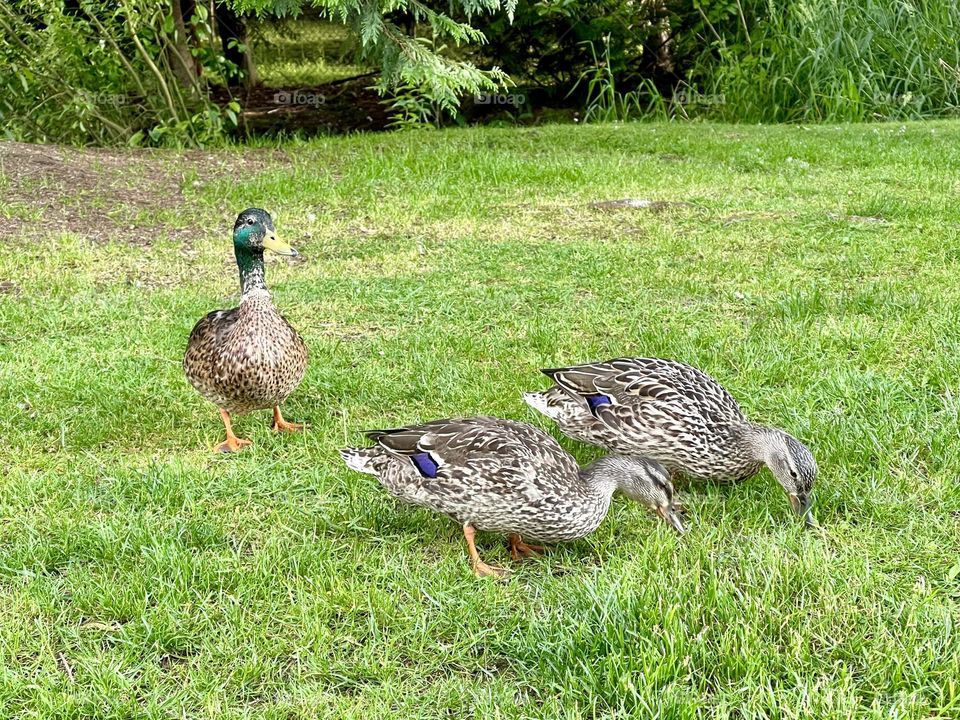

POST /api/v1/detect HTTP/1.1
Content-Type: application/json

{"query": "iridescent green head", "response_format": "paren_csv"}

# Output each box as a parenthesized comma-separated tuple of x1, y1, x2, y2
(232, 208, 297, 295)
(232, 208, 297, 257)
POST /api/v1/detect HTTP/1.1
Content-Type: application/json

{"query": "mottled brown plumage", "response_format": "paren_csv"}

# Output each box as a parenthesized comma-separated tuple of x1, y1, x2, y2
(341, 416, 683, 578)
(183, 208, 307, 452)
(524, 357, 817, 522)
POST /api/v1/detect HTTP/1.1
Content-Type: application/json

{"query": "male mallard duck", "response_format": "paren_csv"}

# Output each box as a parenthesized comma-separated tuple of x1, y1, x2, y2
(340, 416, 683, 578)
(183, 208, 307, 453)
(524, 358, 817, 523)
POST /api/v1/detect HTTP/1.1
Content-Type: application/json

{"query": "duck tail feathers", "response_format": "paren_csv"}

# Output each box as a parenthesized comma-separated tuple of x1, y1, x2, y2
(523, 391, 555, 418)
(340, 447, 378, 475)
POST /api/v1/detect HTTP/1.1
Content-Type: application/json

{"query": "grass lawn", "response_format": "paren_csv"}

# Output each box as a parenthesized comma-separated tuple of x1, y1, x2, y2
(253, 19, 369, 86)
(1, 121, 959, 718)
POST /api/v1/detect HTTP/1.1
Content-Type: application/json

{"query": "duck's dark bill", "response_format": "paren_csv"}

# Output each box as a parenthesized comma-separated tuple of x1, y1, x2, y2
(657, 506, 685, 534)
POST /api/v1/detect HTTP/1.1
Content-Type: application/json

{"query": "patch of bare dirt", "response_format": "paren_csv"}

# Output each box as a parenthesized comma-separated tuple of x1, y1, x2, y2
(826, 212, 889, 225)
(0, 141, 292, 245)
(213, 76, 390, 135)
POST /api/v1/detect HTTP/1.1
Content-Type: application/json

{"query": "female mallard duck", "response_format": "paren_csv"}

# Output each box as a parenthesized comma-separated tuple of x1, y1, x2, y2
(340, 416, 683, 578)
(183, 208, 307, 453)
(524, 358, 817, 523)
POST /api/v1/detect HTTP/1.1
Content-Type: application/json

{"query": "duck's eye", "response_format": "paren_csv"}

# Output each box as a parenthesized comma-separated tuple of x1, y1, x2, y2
(246, 217, 255, 225)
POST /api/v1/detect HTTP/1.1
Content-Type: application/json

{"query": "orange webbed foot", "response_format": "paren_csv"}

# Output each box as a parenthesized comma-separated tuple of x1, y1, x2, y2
(215, 409, 251, 453)
(472, 560, 510, 579)
(272, 407, 304, 433)
(214, 436, 252, 453)
(508, 534, 547, 561)
(463, 523, 509, 579)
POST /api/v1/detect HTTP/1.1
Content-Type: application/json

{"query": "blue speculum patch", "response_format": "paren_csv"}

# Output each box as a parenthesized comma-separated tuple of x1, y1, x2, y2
(411, 452, 439, 478)
(586, 394, 613, 412)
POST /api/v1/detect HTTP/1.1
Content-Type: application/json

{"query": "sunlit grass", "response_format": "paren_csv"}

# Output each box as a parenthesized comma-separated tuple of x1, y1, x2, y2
(1, 121, 959, 718)
(252, 18, 369, 87)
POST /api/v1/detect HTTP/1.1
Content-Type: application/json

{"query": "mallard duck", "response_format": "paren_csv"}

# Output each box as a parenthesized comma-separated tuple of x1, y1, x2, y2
(524, 358, 817, 523)
(183, 208, 307, 453)
(340, 416, 683, 578)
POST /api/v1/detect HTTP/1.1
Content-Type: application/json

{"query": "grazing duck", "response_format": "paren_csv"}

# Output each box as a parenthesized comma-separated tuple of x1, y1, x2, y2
(524, 358, 817, 523)
(183, 208, 307, 453)
(340, 416, 683, 578)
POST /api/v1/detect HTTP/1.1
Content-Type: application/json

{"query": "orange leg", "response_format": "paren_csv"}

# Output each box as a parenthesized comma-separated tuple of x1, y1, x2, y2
(214, 408, 252, 453)
(508, 533, 547, 562)
(271, 406, 304, 433)
(463, 524, 507, 579)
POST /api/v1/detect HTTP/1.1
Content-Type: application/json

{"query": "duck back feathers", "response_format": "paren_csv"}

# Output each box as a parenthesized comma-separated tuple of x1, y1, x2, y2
(342, 416, 618, 542)
(528, 358, 761, 482)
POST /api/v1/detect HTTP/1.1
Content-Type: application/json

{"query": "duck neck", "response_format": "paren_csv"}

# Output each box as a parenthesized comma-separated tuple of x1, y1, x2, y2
(570, 461, 617, 536)
(577, 457, 622, 501)
(236, 246, 268, 298)
(738, 423, 780, 465)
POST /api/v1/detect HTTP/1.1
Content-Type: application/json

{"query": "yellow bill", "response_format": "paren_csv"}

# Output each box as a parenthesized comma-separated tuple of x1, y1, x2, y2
(263, 234, 298, 256)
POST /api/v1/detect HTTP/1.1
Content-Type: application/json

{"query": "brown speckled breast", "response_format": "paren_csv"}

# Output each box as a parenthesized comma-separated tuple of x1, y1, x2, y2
(183, 290, 307, 414)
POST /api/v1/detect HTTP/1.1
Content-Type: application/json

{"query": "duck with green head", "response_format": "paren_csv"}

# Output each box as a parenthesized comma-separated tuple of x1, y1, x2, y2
(184, 208, 308, 452)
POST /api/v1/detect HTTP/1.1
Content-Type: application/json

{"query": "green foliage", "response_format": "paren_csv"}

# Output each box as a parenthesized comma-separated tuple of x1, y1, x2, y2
(689, 0, 960, 122)
(235, 0, 518, 117)
(470, 0, 672, 99)
(386, 78, 447, 129)
(7, 0, 960, 142)
(382, 37, 478, 129)
(468, 0, 960, 124)
(0, 0, 240, 146)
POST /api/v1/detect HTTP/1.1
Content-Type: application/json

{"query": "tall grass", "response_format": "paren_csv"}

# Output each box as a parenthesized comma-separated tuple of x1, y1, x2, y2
(693, 0, 960, 122)
(0, 0, 240, 146)
(570, 39, 669, 123)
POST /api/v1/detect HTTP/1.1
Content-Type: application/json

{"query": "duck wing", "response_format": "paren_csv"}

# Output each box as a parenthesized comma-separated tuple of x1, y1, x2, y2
(365, 417, 577, 506)
(544, 357, 746, 438)
(183, 307, 241, 386)
(188, 307, 241, 348)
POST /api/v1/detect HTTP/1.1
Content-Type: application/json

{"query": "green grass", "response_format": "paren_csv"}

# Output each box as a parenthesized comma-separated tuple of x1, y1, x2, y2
(252, 18, 369, 87)
(2, 121, 960, 718)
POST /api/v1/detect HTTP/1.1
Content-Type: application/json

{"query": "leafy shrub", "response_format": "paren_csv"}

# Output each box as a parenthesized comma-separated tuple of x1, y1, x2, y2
(0, 0, 240, 146)
(469, 0, 677, 101)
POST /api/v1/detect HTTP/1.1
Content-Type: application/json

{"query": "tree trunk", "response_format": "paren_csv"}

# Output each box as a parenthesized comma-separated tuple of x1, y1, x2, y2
(167, 0, 199, 89)
(215, 1, 257, 87)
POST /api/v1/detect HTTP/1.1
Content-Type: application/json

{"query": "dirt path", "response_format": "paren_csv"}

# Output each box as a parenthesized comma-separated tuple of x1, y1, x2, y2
(0, 142, 291, 245)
